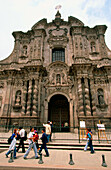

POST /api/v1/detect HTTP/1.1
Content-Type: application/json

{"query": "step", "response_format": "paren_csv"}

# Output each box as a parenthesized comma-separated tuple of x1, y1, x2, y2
(0, 143, 111, 151)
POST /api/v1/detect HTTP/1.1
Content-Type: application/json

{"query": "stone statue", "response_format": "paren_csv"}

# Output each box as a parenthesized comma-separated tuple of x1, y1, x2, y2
(98, 95, 105, 105)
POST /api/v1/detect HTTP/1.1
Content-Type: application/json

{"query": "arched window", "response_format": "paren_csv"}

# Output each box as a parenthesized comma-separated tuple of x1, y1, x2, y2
(15, 90, 21, 106)
(97, 88, 105, 105)
(52, 48, 65, 62)
(56, 74, 61, 84)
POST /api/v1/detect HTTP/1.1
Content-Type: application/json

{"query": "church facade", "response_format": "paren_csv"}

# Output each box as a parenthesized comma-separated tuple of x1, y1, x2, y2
(0, 11, 111, 131)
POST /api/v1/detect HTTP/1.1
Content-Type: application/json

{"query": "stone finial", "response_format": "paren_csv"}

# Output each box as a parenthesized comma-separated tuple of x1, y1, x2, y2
(55, 10, 61, 19)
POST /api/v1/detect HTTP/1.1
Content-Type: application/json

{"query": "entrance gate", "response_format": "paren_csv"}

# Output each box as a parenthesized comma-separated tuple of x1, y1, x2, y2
(48, 94, 69, 132)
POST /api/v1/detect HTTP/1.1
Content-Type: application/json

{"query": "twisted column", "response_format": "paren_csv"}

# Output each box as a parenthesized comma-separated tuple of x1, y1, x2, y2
(21, 81, 27, 115)
(84, 78, 91, 116)
(26, 79, 32, 116)
(32, 79, 38, 116)
(77, 78, 84, 116)
(90, 78, 96, 116)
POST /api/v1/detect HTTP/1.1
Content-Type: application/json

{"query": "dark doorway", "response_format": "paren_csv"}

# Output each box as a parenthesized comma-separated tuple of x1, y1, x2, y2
(48, 94, 69, 132)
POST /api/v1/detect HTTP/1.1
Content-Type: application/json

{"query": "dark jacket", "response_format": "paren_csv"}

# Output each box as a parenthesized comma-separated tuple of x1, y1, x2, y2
(40, 133, 48, 144)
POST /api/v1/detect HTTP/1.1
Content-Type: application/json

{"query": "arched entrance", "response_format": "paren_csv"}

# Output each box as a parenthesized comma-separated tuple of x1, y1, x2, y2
(48, 94, 69, 132)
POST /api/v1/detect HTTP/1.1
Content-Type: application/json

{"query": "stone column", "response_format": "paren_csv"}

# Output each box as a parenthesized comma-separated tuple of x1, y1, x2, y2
(90, 78, 96, 116)
(32, 79, 38, 116)
(69, 99, 74, 132)
(44, 100, 48, 123)
(84, 78, 91, 116)
(77, 78, 84, 116)
(3, 79, 13, 117)
(21, 81, 27, 115)
(38, 77, 41, 116)
(26, 79, 32, 116)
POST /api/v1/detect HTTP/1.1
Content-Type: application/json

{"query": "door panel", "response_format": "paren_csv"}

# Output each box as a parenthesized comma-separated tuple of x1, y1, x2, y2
(48, 94, 69, 132)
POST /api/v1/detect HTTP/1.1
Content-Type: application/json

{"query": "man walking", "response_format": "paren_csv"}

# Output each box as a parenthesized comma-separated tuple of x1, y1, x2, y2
(43, 121, 51, 142)
(39, 128, 49, 157)
(87, 128, 94, 154)
(17, 127, 25, 153)
(23, 127, 39, 159)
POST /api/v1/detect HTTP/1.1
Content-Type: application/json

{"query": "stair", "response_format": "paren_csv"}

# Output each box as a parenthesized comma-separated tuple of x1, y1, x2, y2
(0, 140, 111, 151)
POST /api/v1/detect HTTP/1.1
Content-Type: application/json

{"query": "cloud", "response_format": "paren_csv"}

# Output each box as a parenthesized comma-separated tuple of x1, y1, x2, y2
(0, 0, 111, 60)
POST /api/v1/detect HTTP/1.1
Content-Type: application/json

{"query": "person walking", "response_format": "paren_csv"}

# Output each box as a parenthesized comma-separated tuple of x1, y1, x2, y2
(16, 127, 25, 153)
(5, 129, 17, 159)
(39, 128, 49, 157)
(43, 121, 51, 142)
(87, 128, 94, 154)
(84, 128, 89, 151)
(23, 127, 39, 159)
(50, 121, 53, 142)
(33, 130, 40, 151)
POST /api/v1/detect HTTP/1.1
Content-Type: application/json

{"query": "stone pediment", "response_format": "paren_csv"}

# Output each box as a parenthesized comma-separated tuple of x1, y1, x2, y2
(47, 61, 69, 72)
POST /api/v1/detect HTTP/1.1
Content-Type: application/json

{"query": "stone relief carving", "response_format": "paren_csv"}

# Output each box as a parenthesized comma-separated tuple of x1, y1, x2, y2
(0, 82, 4, 88)
(96, 88, 108, 111)
(20, 45, 28, 59)
(0, 97, 2, 108)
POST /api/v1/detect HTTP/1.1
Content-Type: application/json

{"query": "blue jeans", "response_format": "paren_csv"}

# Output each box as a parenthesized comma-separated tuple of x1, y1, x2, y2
(84, 139, 89, 151)
(6, 146, 16, 158)
(39, 143, 49, 156)
(88, 139, 94, 153)
(47, 135, 50, 142)
(24, 142, 38, 158)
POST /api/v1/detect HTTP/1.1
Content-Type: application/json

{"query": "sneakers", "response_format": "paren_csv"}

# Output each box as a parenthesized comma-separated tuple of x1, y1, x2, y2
(23, 157, 27, 159)
(35, 156, 39, 159)
(44, 155, 49, 157)
(5, 154, 8, 158)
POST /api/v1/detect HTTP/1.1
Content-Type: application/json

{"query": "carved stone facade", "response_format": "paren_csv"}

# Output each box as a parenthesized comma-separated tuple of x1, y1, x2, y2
(0, 11, 111, 130)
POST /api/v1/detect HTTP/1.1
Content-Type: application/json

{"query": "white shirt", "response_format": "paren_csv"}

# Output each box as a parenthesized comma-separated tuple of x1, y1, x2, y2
(9, 138, 16, 151)
(28, 132, 34, 144)
(19, 129, 25, 137)
(43, 124, 51, 135)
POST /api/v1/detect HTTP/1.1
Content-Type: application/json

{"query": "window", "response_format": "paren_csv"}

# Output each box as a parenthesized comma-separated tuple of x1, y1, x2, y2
(52, 48, 65, 62)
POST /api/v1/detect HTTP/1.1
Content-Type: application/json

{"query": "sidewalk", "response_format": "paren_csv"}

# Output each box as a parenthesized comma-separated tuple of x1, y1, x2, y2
(0, 149, 111, 170)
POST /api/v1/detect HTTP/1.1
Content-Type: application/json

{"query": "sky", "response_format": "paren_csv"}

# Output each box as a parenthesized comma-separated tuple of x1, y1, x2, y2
(0, 0, 111, 60)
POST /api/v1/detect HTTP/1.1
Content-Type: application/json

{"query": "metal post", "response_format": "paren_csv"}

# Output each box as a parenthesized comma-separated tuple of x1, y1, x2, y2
(102, 155, 107, 167)
(78, 126, 80, 143)
(38, 154, 43, 164)
(8, 150, 14, 163)
(69, 153, 74, 165)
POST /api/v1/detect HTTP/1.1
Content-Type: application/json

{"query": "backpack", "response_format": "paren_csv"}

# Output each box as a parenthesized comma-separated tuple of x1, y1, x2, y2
(88, 132, 92, 140)
(8, 136, 12, 144)
(24, 131, 27, 141)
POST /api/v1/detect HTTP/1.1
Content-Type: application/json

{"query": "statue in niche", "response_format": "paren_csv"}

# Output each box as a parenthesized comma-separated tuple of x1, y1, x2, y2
(61, 73, 67, 84)
(15, 90, 21, 106)
(0, 97, 2, 108)
(51, 73, 55, 85)
(22, 46, 27, 56)
(56, 74, 61, 84)
(98, 89, 105, 105)
(91, 42, 96, 53)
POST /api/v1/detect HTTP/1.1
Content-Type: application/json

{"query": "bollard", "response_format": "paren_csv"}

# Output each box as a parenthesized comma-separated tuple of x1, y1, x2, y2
(38, 154, 44, 164)
(69, 153, 74, 165)
(8, 151, 14, 163)
(102, 155, 107, 167)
